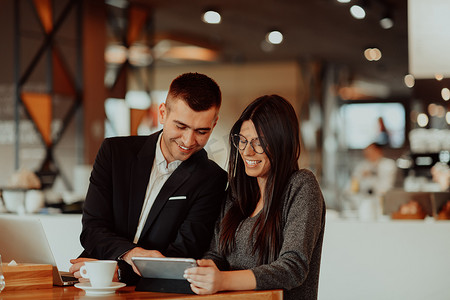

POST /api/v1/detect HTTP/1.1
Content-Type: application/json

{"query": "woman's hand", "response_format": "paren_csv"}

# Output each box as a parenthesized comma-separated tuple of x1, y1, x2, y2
(184, 259, 223, 295)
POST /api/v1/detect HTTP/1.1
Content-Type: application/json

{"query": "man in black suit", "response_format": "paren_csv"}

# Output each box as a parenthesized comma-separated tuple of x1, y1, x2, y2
(70, 73, 227, 284)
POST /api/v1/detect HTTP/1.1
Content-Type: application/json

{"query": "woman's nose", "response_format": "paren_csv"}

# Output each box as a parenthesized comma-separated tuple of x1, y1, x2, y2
(242, 142, 255, 155)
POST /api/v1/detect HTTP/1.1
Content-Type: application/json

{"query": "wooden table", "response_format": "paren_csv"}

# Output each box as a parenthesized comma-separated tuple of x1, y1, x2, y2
(0, 285, 283, 299)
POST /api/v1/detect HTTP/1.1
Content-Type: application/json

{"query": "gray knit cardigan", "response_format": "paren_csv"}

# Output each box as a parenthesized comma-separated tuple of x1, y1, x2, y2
(203, 169, 326, 300)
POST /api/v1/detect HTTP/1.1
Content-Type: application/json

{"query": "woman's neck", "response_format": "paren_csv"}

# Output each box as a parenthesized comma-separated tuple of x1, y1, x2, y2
(257, 176, 266, 194)
(250, 177, 267, 217)
(250, 198, 263, 218)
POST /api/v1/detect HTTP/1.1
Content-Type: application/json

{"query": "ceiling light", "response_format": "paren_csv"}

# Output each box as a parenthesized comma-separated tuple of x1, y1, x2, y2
(446, 112, 450, 125)
(266, 30, 283, 45)
(404, 74, 415, 88)
(417, 113, 429, 127)
(350, 5, 366, 19)
(364, 48, 382, 61)
(435, 74, 444, 81)
(166, 46, 219, 61)
(337, 0, 351, 3)
(442, 88, 450, 101)
(202, 10, 221, 24)
(380, 13, 394, 29)
(153, 38, 220, 63)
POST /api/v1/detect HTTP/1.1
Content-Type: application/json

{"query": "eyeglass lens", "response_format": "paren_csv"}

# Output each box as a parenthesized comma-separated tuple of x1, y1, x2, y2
(232, 134, 264, 154)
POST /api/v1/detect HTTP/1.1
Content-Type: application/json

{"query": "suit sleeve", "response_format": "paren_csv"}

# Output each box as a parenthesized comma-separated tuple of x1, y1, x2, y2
(80, 139, 137, 260)
(164, 167, 227, 259)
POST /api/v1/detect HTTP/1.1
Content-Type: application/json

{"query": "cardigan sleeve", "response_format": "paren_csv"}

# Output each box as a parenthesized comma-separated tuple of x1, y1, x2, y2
(251, 170, 325, 291)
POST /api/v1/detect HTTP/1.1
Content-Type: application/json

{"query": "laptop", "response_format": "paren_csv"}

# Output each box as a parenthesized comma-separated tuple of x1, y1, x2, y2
(0, 215, 78, 286)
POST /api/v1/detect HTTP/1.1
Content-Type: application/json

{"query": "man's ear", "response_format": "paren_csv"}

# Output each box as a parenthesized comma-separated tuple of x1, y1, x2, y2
(158, 103, 166, 125)
(212, 115, 219, 129)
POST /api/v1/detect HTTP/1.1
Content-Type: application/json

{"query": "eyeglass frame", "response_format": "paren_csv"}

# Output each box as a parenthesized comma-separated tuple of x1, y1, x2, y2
(231, 134, 265, 154)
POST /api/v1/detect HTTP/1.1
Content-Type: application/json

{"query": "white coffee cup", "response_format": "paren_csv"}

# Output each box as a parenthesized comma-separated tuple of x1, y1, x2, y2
(80, 260, 117, 288)
(25, 190, 45, 213)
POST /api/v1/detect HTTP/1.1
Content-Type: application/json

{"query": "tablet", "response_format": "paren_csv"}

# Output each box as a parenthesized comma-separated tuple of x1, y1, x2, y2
(132, 257, 197, 280)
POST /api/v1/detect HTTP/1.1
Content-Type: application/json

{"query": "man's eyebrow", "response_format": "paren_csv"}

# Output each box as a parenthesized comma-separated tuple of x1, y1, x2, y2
(174, 120, 212, 131)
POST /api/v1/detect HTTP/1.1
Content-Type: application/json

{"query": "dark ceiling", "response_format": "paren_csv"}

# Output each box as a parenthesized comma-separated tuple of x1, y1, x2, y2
(132, 0, 410, 98)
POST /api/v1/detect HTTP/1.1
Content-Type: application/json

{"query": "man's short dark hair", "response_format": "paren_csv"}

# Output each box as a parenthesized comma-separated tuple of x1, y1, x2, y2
(168, 72, 221, 111)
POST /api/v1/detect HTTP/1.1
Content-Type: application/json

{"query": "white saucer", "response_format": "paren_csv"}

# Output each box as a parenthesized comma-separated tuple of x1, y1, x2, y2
(74, 282, 126, 295)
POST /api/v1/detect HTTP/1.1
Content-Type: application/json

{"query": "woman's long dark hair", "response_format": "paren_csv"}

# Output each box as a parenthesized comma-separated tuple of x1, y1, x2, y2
(219, 95, 301, 265)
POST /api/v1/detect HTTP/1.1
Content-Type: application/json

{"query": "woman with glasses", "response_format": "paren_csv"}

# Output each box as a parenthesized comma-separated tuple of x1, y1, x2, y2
(184, 95, 326, 300)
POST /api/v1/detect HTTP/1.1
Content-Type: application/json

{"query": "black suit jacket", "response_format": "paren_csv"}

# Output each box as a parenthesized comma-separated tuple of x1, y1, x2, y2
(80, 131, 227, 284)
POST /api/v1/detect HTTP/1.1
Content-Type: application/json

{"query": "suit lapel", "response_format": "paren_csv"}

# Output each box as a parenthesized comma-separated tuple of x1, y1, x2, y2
(128, 131, 161, 236)
(138, 149, 206, 241)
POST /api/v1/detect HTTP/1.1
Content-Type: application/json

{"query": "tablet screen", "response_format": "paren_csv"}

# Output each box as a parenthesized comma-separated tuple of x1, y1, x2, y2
(132, 257, 197, 280)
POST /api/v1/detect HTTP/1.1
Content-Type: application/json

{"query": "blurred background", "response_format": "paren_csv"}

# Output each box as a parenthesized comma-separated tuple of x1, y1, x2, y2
(0, 0, 448, 206)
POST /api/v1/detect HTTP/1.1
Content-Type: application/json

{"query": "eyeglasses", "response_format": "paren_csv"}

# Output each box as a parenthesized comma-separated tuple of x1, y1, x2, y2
(232, 134, 265, 154)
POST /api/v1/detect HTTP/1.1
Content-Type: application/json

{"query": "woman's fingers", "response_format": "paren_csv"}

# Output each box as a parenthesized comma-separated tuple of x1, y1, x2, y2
(190, 283, 212, 295)
(185, 273, 208, 283)
(196, 259, 215, 267)
(185, 268, 218, 294)
(185, 260, 221, 294)
(187, 278, 214, 294)
(185, 266, 212, 276)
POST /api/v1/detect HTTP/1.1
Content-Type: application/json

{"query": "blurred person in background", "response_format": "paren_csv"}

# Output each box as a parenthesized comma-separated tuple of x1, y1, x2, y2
(350, 142, 397, 197)
(431, 162, 450, 191)
(375, 117, 390, 147)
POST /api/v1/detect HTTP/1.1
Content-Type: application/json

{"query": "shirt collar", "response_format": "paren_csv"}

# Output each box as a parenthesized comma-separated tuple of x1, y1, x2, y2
(155, 133, 182, 174)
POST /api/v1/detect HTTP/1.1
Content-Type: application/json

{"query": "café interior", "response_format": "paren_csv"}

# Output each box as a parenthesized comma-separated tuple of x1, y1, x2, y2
(0, 0, 449, 299)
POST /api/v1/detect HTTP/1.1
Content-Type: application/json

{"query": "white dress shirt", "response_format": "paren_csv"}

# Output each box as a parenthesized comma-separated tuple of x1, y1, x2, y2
(133, 134, 182, 243)
(352, 157, 397, 196)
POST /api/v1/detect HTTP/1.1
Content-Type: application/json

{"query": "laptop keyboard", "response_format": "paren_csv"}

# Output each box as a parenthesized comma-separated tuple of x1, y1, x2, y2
(61, 275, 77, 282)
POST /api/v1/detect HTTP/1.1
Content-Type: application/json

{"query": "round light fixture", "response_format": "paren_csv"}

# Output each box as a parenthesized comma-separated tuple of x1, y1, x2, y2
(417, 113, 429, 127)
(404, 74, 415, 88)
(266, 30, 283, 45)
(364, 48, 382, 61)
(380, 16, 394, 29)
(350, 5, 366, 19)
(202, 10, 221, 24)
(442, 87, 450, 101)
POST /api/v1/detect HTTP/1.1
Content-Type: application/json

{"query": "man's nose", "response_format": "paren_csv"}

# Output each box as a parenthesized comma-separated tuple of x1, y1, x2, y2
(181, 130, 195, 146)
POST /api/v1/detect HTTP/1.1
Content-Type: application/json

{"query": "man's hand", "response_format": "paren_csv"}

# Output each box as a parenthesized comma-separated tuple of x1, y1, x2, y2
(69, 258, 97, 283)
(122, 247, 165, 275)
(69, 258, 120, 282)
